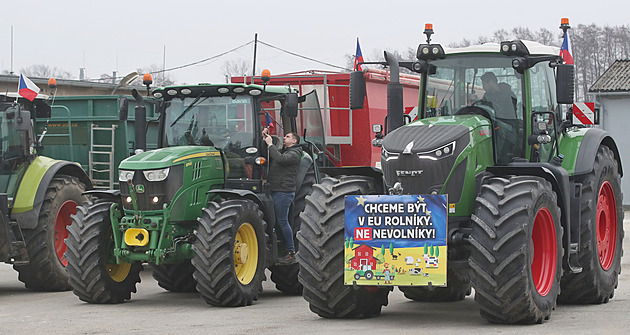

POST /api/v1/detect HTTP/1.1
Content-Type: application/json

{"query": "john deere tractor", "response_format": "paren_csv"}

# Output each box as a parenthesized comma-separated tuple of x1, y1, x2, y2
(65, 78, 325, 305)
(298, 22, 623, 323)
(1, 94, 91, 290)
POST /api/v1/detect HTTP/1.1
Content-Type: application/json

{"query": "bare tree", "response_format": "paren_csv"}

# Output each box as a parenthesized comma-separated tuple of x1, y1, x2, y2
(222, 59, 252, 79)
(20, 64, 73, 79)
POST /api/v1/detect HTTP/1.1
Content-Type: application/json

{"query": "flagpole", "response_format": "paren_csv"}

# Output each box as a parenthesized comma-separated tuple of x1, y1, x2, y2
(10, 25, 14, 75)
(15, 74, 20, 104)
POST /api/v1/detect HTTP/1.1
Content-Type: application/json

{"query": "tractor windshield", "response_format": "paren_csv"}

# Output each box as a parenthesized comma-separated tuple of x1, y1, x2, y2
(1, 105, 28, 164)
(164, 95, 254, 152)
(423, 55, 523, 119)
(423, 55, 525, 163)
(1, 104, 29, 193)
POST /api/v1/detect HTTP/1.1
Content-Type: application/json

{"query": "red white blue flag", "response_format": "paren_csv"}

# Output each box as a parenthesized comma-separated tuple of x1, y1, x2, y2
(18, 74, 40, 101)
(560, 31, 574, 65)
(265, 111, 274, 130)
(354, 38, 365, 71)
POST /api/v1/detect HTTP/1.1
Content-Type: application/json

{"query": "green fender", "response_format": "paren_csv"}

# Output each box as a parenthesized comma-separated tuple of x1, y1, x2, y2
(11, 156, 92, 229)
(559, 128, 623, 177)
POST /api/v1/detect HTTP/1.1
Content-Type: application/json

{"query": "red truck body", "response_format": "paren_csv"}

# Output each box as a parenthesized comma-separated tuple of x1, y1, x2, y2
(232, 69, 420, 168)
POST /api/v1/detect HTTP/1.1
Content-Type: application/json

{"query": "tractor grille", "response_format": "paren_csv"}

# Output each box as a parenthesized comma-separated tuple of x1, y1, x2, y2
(120, 165, 184, 211)
(381, 125, 469, 199)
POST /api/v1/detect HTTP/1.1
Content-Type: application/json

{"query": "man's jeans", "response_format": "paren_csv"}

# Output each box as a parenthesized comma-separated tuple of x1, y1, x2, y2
(271, 191, 296, 252)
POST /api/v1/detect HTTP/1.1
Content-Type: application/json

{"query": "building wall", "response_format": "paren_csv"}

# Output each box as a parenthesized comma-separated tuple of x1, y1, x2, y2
(596, 95, 630, 205)
(0, 76, 137, 97)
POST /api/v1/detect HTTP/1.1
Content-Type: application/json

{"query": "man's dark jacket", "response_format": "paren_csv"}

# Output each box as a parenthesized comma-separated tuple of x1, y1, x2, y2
(268, 144, 303, 192)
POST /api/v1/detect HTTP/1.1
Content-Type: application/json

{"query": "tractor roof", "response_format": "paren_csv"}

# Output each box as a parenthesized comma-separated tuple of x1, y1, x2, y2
(445, 40, 560, 57)
(152, 82, 296, 100)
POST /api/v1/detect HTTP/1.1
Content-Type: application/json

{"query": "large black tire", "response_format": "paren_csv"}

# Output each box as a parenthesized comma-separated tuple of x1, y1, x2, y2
(269, 163, 316, 295)
(150, 260, 197, 292)
(469, 176, 563, 324)
(297, 176, 392, 318)
(559, 146, 624, 304)
(14, 175, 87, 291)
(192, 199, 267, 306)
(65, 201, 142, 303)
(399, 266, 471, 302)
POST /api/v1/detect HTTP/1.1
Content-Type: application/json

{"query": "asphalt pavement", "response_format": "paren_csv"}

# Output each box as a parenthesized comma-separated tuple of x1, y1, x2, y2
(1, 213, 629, 335)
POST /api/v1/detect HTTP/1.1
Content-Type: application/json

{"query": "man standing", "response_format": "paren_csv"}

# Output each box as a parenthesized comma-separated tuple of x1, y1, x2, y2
(263, 129, 303, 264)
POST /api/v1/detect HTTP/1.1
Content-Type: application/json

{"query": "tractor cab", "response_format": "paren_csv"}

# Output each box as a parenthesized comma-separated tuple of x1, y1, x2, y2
(414, 40, 574, 166)
(0, 95, 51, 194)
(152, 80, 325, 188)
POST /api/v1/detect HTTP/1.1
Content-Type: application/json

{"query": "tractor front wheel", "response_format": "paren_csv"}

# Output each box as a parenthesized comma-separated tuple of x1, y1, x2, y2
(192, 199, 267, 306)
(14, 175, 87, 291)
(469, 176, 563, 324)
(64, 201, 142, 303)
(297, 176, 392, 318)
(559, 146, 624, 304)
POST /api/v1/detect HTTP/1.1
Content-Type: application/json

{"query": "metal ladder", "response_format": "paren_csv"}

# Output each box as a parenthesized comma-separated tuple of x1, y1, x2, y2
(89, 124, 117, 189)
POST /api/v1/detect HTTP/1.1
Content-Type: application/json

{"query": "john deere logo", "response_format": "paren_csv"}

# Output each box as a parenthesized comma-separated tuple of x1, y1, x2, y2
(135, 185, 145, 193)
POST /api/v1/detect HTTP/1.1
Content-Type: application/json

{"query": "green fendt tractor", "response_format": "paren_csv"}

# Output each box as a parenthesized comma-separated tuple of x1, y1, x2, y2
(65, 77, 325, 305)
(298, 22, 623, 323)
(1, 94, 91, 290)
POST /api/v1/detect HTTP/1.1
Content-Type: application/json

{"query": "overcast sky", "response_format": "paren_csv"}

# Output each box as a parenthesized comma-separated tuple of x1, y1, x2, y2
(2, 1, 629, 86)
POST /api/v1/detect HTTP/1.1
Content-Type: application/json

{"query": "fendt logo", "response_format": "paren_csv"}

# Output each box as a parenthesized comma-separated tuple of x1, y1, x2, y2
(396, 170, 423, 177)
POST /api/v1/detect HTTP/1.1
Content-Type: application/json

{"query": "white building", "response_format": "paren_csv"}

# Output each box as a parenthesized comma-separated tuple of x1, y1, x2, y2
(590, 60, 630, 205)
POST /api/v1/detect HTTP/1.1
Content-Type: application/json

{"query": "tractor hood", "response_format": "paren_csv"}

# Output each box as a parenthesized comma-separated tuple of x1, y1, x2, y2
(119, 146, 221, 170)
(381, 115, 492, 199)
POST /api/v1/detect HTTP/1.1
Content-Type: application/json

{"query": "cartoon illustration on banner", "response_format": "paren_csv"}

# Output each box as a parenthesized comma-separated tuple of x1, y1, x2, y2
(344, 194, 447, 286)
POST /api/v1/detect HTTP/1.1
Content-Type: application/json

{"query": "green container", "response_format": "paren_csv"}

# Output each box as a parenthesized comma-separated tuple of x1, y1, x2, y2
(35, 95, 159, 188)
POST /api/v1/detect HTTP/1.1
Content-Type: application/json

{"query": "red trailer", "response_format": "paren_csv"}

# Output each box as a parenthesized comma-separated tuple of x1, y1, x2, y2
(232, 69, 420, 169)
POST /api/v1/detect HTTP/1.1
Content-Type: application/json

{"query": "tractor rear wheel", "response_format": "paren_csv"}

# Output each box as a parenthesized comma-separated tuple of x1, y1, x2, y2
(559, 146, 624, 304)
(297, 176, 392, 318)
(150, 260, 197, 292)
(14, 175, 87, 291)
(399, 266, 471, 302)
(65, 201, 142, 303)
(192, 199, 267, 306)
(469, 176, 563, 324)
(269, 163, 316, 295)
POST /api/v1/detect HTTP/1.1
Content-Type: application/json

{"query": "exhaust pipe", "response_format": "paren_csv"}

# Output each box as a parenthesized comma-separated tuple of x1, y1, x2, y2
(385, 51, 404, 133)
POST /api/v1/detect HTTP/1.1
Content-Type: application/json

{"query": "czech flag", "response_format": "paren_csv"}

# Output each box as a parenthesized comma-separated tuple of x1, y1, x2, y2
(354, 38, 365, 71)
(18, 74, 40, 101)
(560, 31, 574, 65)
(265, 111, 274, 130)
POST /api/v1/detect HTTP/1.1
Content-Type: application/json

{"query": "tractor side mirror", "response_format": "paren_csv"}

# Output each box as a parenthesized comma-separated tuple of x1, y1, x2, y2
(556, 64, 575, 104)
(119, 97, 129, 121)
(16, 110, 32, 132)
(350, 71, 366, 110)
(284, 93, 299, 118)
(35, 100, 51, 119)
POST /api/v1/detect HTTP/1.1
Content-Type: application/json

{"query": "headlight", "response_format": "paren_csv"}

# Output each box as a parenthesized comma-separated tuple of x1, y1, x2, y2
(143, 168, 170, 182)
(119, 170, 135, 182)
(417, 141, 456, 160)
(382, 148, 400, 161)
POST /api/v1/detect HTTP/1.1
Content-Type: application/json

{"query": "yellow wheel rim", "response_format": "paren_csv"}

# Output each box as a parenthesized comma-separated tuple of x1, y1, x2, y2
(107, 262, 132, 283)
(233, 222, 258, 285)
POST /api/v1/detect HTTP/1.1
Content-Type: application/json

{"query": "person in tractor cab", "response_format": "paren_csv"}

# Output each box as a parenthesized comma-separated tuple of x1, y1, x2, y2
(263, 128, 303, 264)
(479, 71, 523, 162)
(480, 71, 517, 120)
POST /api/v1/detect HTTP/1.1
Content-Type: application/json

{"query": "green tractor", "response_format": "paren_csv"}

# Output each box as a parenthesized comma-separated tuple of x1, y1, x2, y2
(64, 78, 325, 305)
(1, 93, 91, 290)
(298, 22, 623, 323)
